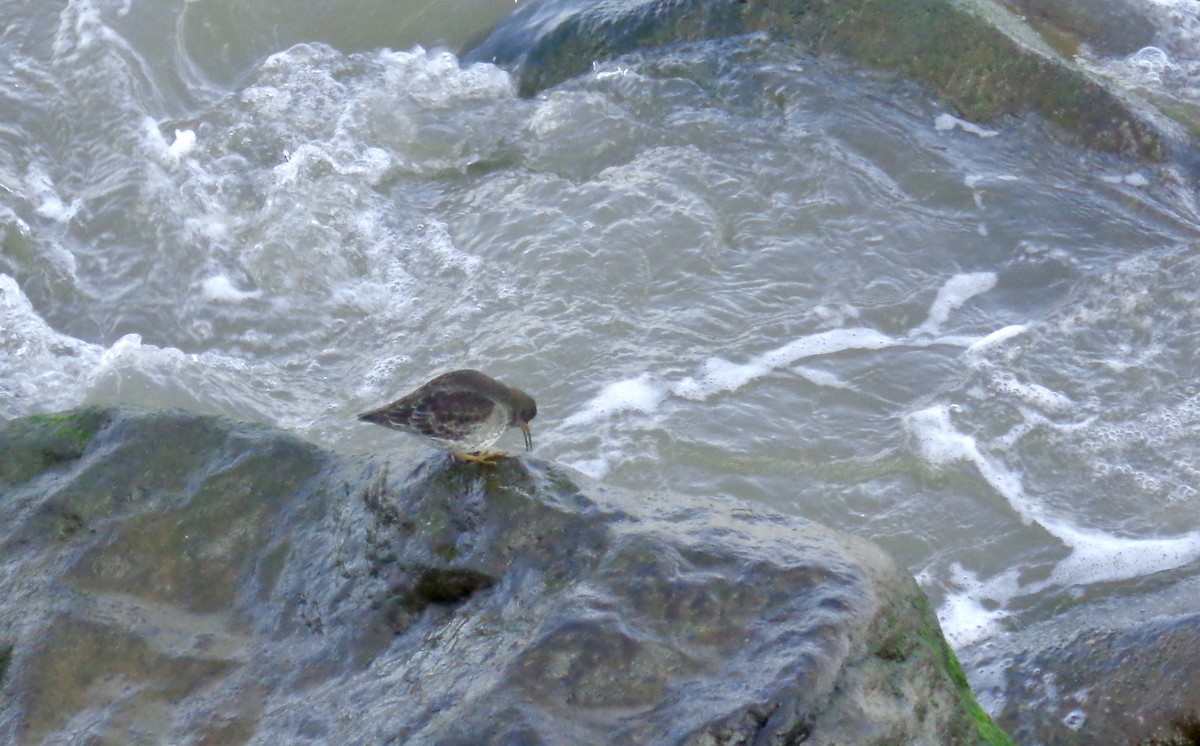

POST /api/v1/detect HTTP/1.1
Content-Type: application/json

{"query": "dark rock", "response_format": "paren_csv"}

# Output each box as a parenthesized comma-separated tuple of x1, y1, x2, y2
(989, 609, 1200, 745)
(1000, 0, 1157, 58)
(0, 406, 112, 485)
(0, 407, 1007, 744)
(465, 0, 1178, 161)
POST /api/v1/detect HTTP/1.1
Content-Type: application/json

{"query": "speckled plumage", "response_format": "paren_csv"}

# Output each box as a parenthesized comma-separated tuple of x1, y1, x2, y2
(358, 370, 536, 461)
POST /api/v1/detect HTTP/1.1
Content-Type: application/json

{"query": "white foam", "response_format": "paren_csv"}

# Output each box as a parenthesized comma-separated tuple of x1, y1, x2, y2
(593, 62, 634, 81)
(1123, 172, 1150, 187)
(561, 374, 668, 428)
(25, 164, 79, 223)
(1120, 45, 1174, 86)
(168, 129, 196, 160)
(965, 324, 1026, 354)
(793, 366, 851, 389)
(570, 273, 1010, 444)
(142, 117, 186, 166)
(906, 405, 977, 463)
(378, 46, 515, 107)
(1101, 171, 1151, 187)
(915, 272, 997, 335)
(84, 333, 187, 392)
(273, 142, 329, 185)
(993, 374, 1073, 413)
(934, 113, 999, 138)
(0, 274, 102, 418)
(200, 275, 260, 303)
(559, 328, 899, 452)
(964, 173, 1020, 189)
(934, 563, 1013, 648)
(905, 405, 1039, 526)
(673, 327, 896, 401)
(908, 401, 1200, 644)
(423, 224, 483, 274)
(1046, 520, 1200, 587)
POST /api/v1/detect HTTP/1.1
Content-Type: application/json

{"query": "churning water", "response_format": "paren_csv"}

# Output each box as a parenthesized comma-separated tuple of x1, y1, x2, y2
(3, 0, 1200, 716)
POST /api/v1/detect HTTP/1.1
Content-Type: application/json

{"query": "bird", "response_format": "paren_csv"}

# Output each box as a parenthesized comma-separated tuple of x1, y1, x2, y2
(357, 369, 537, 465)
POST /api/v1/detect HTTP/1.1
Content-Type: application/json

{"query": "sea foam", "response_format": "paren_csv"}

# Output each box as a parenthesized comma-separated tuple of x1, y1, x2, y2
(934, 113, 999, 138)
(906, 402, 1200, 646)
(965, 324, 1026, 354)
(562, 272, 1017, 483)
(672, 327, 897, 401)
(201, 275, 261, 303)
(569, 272, 1013, 431)
(914, 272, 997, 335)
(561, 374, 668, 428)
(0, 275, 104, 418)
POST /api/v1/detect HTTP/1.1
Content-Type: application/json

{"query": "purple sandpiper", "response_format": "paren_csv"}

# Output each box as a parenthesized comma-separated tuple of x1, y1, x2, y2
(358, 369, 536, 465)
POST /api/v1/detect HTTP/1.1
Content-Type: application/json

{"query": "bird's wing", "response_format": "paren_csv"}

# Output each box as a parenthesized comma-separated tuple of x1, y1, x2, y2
(419, 387, 498, 441)
(358, 386, 498, 442)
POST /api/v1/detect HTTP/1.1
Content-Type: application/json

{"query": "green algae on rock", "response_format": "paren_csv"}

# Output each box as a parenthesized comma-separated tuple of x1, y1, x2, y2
(466, 0, 1177, 161)
(0, 407, 112, 486)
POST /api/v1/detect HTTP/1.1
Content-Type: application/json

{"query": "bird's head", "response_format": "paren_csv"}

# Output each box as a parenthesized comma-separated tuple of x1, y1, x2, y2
(510, 391, 537, 451)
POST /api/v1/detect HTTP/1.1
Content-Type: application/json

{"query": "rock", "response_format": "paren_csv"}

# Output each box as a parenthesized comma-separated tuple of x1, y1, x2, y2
(975, 594, 1200, 745)
(0, 407, 1008, 744)
(999, 0, 1157, 58)
(464, 0, 1180, 161)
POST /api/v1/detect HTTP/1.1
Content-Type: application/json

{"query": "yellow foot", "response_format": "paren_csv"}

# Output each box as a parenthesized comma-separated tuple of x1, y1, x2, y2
(451, 450, 507, 466)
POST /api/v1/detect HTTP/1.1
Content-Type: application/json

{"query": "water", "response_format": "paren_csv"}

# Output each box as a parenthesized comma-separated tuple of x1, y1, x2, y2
(3, 0, 1200, 720)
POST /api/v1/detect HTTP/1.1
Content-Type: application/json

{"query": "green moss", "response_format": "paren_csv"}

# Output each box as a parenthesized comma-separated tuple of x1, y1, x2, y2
(505, 0, 1165, 159)
(871, 591, 1014, 745)
(1155, 100, 1200, 140)
(0, 407, 112, 487)
(0, 644, 11, 682)
(804, 0, 1163, 158)
(914, 598, 1015, 746)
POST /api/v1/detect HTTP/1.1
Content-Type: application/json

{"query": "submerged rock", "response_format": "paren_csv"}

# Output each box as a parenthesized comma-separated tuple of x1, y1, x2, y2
(465, 0, 1180, 162)
(0, 407, 1007, 744)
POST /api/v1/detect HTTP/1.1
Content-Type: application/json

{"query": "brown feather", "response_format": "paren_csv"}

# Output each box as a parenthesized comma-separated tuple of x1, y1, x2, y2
(357, 369, 535, 454)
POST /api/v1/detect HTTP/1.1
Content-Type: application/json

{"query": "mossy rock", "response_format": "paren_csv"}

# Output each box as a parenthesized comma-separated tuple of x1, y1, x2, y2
(0, 406, 1012, 743)
(467, 0, 1175, 160)
(0, 407, 113, 487)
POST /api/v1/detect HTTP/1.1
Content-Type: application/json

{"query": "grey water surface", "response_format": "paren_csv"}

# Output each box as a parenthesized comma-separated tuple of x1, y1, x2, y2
(3, 0, 1200, 720)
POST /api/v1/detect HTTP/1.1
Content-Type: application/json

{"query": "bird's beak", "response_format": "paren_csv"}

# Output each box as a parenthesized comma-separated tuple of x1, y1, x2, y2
(521, 422, 533, 451)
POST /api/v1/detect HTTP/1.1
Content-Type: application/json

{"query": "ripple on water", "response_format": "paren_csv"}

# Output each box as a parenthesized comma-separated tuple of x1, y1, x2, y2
(3, 21, 1200, 669)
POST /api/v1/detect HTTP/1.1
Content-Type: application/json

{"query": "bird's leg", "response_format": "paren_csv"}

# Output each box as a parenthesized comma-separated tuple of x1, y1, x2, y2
(452, 450, 507, 466)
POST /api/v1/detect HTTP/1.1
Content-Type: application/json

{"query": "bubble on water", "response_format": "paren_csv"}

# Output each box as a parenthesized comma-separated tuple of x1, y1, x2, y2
(992, 372, 1073, 413)
(1062, 709, 1087, 731)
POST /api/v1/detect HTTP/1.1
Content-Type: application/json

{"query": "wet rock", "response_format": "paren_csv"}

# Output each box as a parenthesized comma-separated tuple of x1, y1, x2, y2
(0, 407, 1007, 744)
(1000, 0, 1157, 58)
(984, 604, 1200, 745)
(465, 0, 1178, 161)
